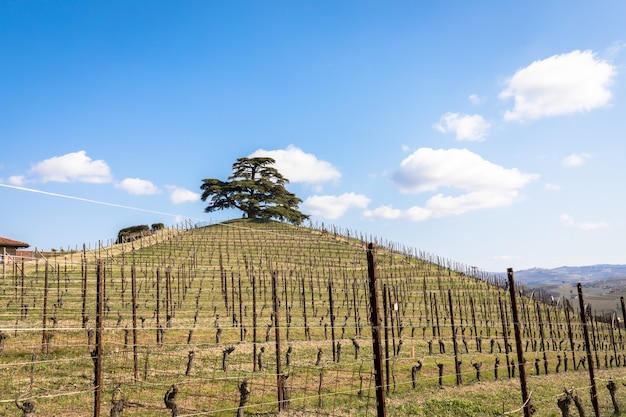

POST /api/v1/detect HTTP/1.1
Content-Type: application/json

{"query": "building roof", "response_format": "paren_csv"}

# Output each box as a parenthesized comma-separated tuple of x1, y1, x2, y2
(0, 237, 30, 248)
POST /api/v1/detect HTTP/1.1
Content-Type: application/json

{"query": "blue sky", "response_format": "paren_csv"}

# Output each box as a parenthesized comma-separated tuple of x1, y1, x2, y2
(1, 1, 625, 272)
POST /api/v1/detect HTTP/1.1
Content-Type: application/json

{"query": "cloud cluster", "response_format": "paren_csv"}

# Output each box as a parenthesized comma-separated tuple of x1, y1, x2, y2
(30, 150, 112, 183)
(167, 186, 201, 204)
(249, 145, 341, 184)
(302, 192, 370, 219)
(116, 178, 159, 195)
(562, 153, 591, 167)
(24, 150, 197, 205)
(500, 50, 615, 121)
(434, 113, 490, 141)
(363, 148, 538, 221)
(560, 214, 607, 230)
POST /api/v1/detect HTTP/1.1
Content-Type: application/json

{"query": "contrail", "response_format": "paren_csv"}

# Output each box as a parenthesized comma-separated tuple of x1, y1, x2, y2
(0, 183, 185, 218)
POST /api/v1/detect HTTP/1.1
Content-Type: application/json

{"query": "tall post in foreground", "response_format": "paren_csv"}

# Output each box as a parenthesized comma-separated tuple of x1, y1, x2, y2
(94, 261, 104, 417)
(367, 243, 387, 417)
(577, 283, 600, 417)
(507, 268, 532, 417)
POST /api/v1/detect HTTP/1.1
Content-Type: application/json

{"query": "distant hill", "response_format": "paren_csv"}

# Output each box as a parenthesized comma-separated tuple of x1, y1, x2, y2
(514, 264, 626, 286)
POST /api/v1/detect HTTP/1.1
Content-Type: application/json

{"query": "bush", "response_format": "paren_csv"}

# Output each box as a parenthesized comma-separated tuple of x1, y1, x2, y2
(117, 225, 151, 244)
(151, 223, 165, 231)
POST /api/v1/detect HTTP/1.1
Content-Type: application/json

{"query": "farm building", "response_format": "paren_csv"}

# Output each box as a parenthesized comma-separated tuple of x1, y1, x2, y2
(0, 236, 30, 262)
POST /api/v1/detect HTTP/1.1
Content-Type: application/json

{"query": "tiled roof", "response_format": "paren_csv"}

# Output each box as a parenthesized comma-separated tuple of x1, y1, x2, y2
(0, 237, 30, 248)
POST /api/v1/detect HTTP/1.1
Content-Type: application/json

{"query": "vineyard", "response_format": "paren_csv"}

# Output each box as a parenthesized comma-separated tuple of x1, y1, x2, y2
(1, 219, 626, 416)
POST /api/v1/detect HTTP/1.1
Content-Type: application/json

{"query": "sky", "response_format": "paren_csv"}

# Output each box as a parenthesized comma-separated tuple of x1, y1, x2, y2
(1, 1, 625, 272)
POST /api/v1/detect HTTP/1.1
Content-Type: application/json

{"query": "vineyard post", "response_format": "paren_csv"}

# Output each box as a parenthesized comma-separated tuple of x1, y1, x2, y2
(252, 275, 258, 372)
(469, 296, 479, 351)
(366, 243, 387, 417)
(388, 287, 397, 359)
(302, 277, 310, 341)
(20, 258, 25, 318)
(238, 274, 244, 342)
(131, 264, 138, 381)
(535, 302, 548, 375)
(448, 290, 461, 385)
(619, 297, 626, 329)
(271, 272, 284, 411)
(591, 315, 600, 369)
(41, 261, 49, 353)
(507, 268, 532, 417)
(231, 272, 236, 322)
(382, 283, 391, 393)
(156, 268, 161, 345)
(610, 312, 618, 368)
(577, 283, 600, 417)
(564, 299, 576, 372)
(498, 295, 511, 378)
(165, 268, 171, 326)
(328, 280, 336, 361)
(352, 280, 359, 337)
(94, 261, 104, 417)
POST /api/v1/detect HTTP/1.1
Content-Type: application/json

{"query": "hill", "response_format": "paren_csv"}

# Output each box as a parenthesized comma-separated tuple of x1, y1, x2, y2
(1, 219, 626, 416)
(515, 264, 626, 286)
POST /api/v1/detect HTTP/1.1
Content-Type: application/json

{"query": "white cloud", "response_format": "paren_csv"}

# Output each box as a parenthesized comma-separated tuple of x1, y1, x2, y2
(7, 175, 25, 186)
(500, 50, 616, 121)
(560, 214, 608, 230)
(29, 150, 112, 183)
(367, 148, 538, 221)
(363, 205, 403, 220)
(117, 178, 159, 195)
(468, 94, 484, 105)
(392, 148, 537, 194)
(544, 182, 561, 191)
(434, 113, 490, 141)
(167, 186, 200, 204)
(401, 144, 410, 152)
(562, 152, 591, 167)
(249, 145, 341, 184)
(302, 192, 370, 219)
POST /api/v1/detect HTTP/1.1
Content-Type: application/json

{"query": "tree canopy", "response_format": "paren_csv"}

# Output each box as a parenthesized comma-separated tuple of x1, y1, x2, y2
(200, 157, 309, 225)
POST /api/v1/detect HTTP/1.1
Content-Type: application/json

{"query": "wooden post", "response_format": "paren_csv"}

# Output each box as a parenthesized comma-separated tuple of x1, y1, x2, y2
(367, 243, 387, 417)
(535, 302, 548, 375)
(238, 274, 244, 342)
(328, 280, 336, 361)
(498, 295, 511, 378)
(302, 277, 310, 341)
(272, 272, 284, 411)
(252, 275, 258, 372)
(577, 283, 600, 417)
(41, 261, 49, 353)
(155, 268, 161, 345)
(131, 264, 138, 381)
(94, 261, 104, 417)
(448, 290, 461, 385)
(382, 283, 391, 393)
(619, 297, 626, 329)
(507, 269, 532, 417)
(82, 244, 87, 328)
